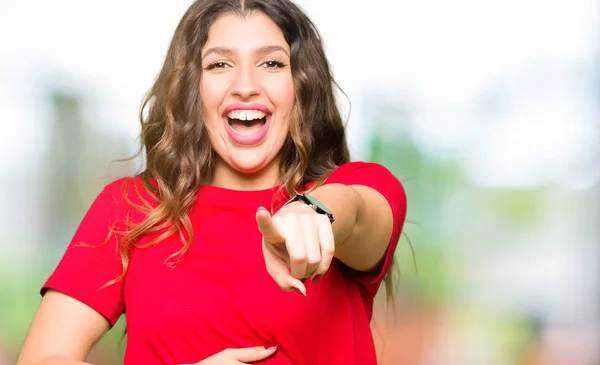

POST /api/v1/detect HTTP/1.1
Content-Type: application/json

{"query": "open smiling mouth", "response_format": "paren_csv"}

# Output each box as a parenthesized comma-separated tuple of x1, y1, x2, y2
(227, 110, 268, 136)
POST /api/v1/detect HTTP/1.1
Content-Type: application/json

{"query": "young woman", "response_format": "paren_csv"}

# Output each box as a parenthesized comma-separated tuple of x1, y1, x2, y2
(18, 1, 406, 364)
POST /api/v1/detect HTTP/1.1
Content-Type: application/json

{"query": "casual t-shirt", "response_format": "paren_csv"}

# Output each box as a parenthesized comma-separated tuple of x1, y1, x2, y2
(42, 161, 407, 365)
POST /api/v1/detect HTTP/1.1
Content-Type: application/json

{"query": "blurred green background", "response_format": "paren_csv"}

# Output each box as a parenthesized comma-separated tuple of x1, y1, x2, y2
(1, 1, 598, 364)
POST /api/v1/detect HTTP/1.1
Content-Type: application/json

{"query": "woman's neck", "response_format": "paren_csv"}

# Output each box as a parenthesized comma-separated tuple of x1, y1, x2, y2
(210, 158, 280, 191)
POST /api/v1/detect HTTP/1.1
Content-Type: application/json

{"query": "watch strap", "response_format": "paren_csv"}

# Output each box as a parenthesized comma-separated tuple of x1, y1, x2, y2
(287, 193, 335, 223)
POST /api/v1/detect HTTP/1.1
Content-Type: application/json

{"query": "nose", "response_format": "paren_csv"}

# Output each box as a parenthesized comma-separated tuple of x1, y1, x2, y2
(230, 65, 261, 99)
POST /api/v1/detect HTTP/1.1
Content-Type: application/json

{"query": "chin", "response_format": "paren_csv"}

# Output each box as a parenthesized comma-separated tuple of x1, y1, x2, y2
(230, 161, 267, 175)
(227, 150, 275, 175)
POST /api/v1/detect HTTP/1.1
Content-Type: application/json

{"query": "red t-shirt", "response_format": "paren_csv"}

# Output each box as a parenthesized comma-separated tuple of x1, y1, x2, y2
(42, 162, 406, 364)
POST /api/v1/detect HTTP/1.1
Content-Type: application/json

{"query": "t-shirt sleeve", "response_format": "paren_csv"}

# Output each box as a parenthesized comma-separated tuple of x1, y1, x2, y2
(323, 162, 407, 287)
(41, 183, 126, 326)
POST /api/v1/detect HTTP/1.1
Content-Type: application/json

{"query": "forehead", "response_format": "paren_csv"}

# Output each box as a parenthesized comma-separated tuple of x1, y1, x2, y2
(203, 12, 289, 53)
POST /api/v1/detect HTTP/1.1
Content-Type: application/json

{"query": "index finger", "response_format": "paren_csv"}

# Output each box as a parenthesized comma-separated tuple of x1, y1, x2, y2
(256, 207, 284, 244)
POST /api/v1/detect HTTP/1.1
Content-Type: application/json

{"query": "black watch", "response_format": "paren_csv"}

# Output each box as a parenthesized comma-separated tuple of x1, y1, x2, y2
(287, 193, 335, 223)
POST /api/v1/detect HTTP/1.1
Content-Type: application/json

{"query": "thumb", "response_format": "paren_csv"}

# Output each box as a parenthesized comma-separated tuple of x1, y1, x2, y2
(223, 346, 278, 362)
(256, 207, 284, 244)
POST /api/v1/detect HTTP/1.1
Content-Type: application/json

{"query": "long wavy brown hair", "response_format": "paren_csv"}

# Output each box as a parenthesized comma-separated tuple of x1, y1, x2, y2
(114, 0, 396, 300)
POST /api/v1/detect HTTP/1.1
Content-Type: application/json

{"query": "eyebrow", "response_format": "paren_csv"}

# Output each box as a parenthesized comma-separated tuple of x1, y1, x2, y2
(202, 45, 290, 59)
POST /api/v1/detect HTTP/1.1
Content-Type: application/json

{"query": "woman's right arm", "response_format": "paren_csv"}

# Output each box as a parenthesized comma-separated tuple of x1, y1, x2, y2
(17, 290, 111, 365)
(18, 289, 276, 365)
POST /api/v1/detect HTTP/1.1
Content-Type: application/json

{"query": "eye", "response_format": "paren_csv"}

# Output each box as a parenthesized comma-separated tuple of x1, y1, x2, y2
(205, 61, 231, 70)
(261, 60, 287, 69)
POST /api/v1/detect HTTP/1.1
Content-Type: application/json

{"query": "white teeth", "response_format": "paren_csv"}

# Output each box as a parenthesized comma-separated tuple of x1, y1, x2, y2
(227, 110, 267, 120)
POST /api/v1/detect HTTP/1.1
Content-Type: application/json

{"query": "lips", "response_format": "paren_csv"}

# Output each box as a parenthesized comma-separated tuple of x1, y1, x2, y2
(223, 103, 271, 116)
(222, 103, 272, 146)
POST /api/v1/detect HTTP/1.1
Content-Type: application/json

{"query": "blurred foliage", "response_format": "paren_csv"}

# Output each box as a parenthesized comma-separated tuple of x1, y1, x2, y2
(43, 92, 86, 245)
(367, 106, 465, 303)
(0, 89, 134, 364)
(365, 100, 563, 364)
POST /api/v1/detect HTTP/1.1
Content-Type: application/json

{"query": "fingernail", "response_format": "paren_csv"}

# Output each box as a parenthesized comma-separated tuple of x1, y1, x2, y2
(258, 206, 267, 211)
(265, 344, 278, 351)
(292, 287, 306, 296)
(312, 274, 322, 284)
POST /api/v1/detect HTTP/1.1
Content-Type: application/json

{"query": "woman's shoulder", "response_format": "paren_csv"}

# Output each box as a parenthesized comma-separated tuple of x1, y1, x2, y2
(325, 161, 397, 182)
(97, 175, 157, 211)
(103, 174, 143, 193)
(322, 161, 405, 202)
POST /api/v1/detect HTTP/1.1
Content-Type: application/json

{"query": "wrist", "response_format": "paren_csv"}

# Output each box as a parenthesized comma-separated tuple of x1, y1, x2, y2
(284, 192, 335, 223)
(307, 184, 362, 246)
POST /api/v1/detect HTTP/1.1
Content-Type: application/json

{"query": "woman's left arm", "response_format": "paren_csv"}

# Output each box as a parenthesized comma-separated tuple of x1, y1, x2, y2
(305, 183, 394, 272)
(256, 169, 403, 294)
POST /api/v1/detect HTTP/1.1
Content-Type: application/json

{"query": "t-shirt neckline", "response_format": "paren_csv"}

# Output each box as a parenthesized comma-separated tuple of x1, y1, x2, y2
(196, 184, 290, 211)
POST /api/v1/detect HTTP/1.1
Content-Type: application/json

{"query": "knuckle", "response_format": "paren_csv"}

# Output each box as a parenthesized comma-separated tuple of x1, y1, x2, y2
(322, 246, 335, 256)
(290, 254, 307, 264)
(278, 279, 291, 289)
(307, 255, 321, 266)
(266, 266, 282, 282)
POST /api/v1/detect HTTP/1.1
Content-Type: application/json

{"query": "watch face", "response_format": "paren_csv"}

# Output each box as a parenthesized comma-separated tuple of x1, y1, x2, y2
(304, 194, 332, 215)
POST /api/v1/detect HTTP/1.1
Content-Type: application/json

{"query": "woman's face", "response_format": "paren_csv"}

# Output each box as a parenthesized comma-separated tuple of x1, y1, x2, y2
(200, 12, 295, 185)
